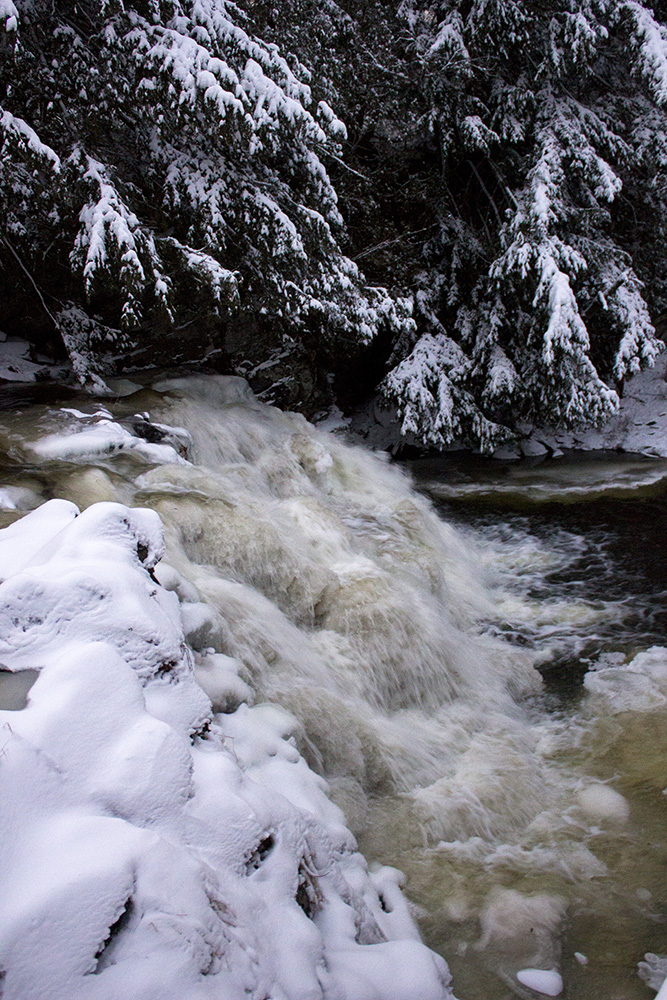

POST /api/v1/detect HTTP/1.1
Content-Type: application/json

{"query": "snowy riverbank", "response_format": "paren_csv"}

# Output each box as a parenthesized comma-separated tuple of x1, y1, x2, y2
(517, 348, 667, 459)
(0, 497, 451, 1000)
(3, 334, 667, 461)
(345, 350, 667, 460)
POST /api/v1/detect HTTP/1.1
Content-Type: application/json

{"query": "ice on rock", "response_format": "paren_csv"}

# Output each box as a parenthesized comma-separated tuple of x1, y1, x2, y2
(0, 500, 453, 1000)
(29, 408, 189, 466)
(0, 485, 41, 511)
(584, 646, 667, 712)
(639, 952, 667, 994)
(516, 968, 563, 996)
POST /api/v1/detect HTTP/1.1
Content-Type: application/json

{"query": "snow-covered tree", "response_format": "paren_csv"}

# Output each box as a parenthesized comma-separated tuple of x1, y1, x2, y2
(241, 0, 667, 449)
(379, 0, 667, 447)
(0, 0, 411, 400)
(3, 0, 667, 447)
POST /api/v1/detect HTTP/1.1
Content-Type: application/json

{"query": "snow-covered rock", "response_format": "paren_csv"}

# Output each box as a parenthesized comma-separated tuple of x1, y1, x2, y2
(28, 407, 191, 466)
(0, 500, 452, 1000)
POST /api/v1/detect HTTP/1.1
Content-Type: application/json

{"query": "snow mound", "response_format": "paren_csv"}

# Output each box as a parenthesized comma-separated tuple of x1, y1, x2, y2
(0, 501, 452, 1000)
(584, 646, 667, 713)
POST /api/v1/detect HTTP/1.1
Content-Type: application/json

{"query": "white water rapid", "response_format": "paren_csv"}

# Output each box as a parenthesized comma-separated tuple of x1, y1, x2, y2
(0, 375, 665, 999)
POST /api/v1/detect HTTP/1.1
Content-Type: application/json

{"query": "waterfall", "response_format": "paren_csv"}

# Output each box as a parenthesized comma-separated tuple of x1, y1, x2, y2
(0, 375, 665, 999)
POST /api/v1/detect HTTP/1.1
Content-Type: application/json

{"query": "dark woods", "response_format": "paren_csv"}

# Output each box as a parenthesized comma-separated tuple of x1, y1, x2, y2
(2, 0, 667, 447)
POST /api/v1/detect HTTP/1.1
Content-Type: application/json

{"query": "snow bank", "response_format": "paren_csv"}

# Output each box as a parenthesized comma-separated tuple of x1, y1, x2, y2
(0, 337, 54, 383)
(0, 500, 452, 1000)
(346, 347, 667, 459)
(520, 349, 667, 458)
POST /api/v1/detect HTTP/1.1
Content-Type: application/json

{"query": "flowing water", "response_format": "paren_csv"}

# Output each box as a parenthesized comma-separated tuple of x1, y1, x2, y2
(0, 375, 666, 999)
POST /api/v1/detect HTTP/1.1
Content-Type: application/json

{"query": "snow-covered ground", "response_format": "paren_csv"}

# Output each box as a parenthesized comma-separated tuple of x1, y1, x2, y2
(0, 498, 451, 1000)
(0, 334, 65, 383)
(346, 350, 667, 459)
(517, 348, 667, 459)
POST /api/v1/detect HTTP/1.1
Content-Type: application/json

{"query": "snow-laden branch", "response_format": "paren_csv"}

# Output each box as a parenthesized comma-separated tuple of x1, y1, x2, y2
(0, 0, 17, 33)
(622, 0, 667, 106)
(384, 332, 510, 451)
(73, 155, 173, 326)
(0, 110, 60, 171)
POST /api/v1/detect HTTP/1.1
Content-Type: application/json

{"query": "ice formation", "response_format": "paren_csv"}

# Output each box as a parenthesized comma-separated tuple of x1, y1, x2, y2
(515, 968, 563, 996)
(0, 499, 451, 1000)
(584, 646, 667, 712)
(639, 953, 667, 996)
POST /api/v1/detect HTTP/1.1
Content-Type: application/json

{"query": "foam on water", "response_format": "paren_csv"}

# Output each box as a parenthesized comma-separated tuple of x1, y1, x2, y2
(1, 375, 665, 998)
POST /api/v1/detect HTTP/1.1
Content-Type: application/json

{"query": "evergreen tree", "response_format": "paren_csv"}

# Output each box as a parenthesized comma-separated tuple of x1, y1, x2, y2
(3, 0, 667, 448)
(238, 0, 667, 449)
(0, 0, 410, 400)
(380, 0, 667, 448)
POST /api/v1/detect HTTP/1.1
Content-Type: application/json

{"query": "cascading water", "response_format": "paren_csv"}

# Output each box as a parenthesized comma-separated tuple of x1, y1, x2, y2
(1, 374, 665, 999)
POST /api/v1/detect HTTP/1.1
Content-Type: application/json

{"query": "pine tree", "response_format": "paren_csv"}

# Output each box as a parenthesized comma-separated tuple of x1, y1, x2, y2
(3, 0, 667, 448)
(379, 0, 667, 448)
(0, 0, 411, 399)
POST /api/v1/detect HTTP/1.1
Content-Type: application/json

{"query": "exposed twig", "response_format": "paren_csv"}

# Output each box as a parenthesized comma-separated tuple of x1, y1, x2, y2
(466, 159, 503, 232)
(318, 147, 370, 181)
(353, 224, 438, 261)
(1, 237, 59, 325)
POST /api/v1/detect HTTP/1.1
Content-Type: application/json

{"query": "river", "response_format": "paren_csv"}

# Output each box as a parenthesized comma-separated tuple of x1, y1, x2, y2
(391, 455, 667, 998)
(0, 375, 665, 999)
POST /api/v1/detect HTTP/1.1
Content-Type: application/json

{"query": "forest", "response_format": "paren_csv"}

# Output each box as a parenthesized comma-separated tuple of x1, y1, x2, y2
(3, 0, 667, 449)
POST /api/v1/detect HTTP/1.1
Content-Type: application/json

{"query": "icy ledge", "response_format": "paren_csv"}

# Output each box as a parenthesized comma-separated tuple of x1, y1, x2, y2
(0, 500, 452, 1000)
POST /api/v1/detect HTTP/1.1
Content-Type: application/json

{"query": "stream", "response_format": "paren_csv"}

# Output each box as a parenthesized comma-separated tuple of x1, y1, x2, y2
(395, 455, 667, 999)
(0, 375, 666, 1000)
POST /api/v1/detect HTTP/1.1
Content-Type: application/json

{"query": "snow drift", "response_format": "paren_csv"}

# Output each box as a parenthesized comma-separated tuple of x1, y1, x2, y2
(0, 499, 451, 1000)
